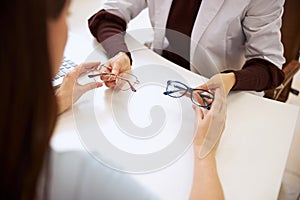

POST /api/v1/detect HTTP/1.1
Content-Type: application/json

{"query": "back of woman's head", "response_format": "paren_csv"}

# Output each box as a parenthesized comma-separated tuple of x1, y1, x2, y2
(0, 0, 67, 199)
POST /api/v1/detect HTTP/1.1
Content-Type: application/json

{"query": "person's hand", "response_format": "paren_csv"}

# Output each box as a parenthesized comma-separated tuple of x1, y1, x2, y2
(55, 62, 103, 114)
(101, 52, 131, 88)
(190, 88, 226, 200)
(193, 88, 226, 159)
(197, 73, 236, 96)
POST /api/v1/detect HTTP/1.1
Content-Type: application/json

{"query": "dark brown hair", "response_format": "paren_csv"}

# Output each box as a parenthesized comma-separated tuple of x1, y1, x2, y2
(0, 0, 67, 199)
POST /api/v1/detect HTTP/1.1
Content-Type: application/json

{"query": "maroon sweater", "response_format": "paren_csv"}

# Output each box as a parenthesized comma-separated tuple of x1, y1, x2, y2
(88, 0, 284, 91)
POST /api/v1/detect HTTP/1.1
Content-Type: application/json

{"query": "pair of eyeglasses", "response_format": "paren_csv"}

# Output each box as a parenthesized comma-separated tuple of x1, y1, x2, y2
(163, 80, 214, 110)
(88, 64, 140, 92)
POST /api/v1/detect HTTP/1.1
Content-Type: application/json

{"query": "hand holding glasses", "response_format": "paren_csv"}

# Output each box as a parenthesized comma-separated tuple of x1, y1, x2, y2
(163, 80, 214, 110)
(88, 64, 140, 92)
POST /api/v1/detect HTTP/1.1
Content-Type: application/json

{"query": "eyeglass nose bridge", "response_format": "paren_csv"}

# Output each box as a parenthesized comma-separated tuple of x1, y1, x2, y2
(186, 87, 193, 94)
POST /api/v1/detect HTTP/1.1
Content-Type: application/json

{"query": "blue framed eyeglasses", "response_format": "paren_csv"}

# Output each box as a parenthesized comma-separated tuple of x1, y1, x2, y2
(163, 80, 214, 110)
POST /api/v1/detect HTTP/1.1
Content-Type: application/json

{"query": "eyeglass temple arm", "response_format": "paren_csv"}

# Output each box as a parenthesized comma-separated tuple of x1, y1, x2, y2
(124, 79, 137, 92)
(163, 85, 190, 95)
(88, 73, 137, 92)
(88, 74, 100, 78)
(163, 91, 174, 95)
(88, 73, 116, 78)
(111, 75, 138, 92)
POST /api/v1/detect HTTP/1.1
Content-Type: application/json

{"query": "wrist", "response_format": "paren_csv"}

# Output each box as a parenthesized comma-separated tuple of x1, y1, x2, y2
(225, 72, 236, 87)
(55, 90, 69, 114)
(194, 147, 216, 161)
(222, 72, 236, 94)
(194, 152, 216, 168)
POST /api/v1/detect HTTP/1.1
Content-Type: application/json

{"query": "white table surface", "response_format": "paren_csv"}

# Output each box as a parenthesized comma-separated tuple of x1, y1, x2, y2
(49, 1, 300, 199)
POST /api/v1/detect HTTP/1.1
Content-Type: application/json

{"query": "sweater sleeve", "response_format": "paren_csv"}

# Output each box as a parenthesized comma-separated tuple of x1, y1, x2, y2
(88, 9, 132, 63)
(223, 58, 284, 91)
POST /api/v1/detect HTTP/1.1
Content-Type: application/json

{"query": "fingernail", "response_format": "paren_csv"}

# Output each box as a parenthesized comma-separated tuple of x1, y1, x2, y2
(97, 82, 103, 88)
(192, 105, 196, 110)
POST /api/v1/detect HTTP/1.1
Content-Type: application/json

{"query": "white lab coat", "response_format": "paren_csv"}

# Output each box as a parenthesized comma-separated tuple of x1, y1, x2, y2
(103, 0, 285, 78)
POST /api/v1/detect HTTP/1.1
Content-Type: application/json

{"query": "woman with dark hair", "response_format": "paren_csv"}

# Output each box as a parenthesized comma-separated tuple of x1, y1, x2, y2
(0, 0, 226, 199)
(0, 0, 101, 199)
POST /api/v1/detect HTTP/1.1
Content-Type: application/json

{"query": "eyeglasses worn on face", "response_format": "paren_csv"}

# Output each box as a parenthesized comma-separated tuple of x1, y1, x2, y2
(88, 64, 140, 92)
(163, 80, 214, 110)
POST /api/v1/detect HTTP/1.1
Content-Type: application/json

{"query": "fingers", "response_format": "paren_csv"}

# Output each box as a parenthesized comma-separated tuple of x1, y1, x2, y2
(80, 82, 103, 93)
(111, 52, 131, 74)
(111, 62, 120, 76)
(210, 88, 226, 114)
(197, 89, 226, 159)
(79, 62, 100, 76)
(193, 105, 204, 120)
(106, 62, 119, 88)
(68, 62, 100, 78)
(104, 81, 116, 88)
(197, 82, 219, 91)
(181, 90, 191, 98)
(196, 74, 225, 92)
(100, 52, 131, 89)
(191, 87, 227, 160)
(80, 62, 101, 71)
(196, 77, 216, 90)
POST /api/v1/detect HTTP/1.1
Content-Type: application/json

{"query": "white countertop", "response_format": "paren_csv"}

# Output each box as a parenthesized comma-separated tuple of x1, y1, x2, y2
(49, 1, 300, 199)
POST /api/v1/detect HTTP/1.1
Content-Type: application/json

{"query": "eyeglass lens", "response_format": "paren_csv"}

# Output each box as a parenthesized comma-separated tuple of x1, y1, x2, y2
(164, 81, 214, 109)
(115, 72, 139, 91)
(165, 81, 188, 98)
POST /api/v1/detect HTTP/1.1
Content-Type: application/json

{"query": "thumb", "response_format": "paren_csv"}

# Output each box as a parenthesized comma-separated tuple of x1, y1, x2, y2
(111, 64, 120, 75)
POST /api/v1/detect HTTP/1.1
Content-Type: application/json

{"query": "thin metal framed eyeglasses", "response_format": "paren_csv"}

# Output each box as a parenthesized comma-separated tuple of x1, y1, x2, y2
(163, 80, 214, 110)
(88, 64, 140, 92)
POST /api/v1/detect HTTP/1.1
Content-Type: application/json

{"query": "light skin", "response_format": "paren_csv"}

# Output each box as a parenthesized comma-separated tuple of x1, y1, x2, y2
(104, 53, 236, 96)
(105, 53, 227, 199)
(190, 152, 224, 200)
(55, 62, 103, 113)
(47, 1, 226, 199)
(47, 0, 103, 114)
(198, 72, 236, 96)
(101, 52, 131, 88)
(105, 52, 229, 200)
(190, 88, 226, 200)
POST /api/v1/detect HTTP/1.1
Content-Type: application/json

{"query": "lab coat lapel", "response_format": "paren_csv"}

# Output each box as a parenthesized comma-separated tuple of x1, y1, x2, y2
(190, 0, 225, 58)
